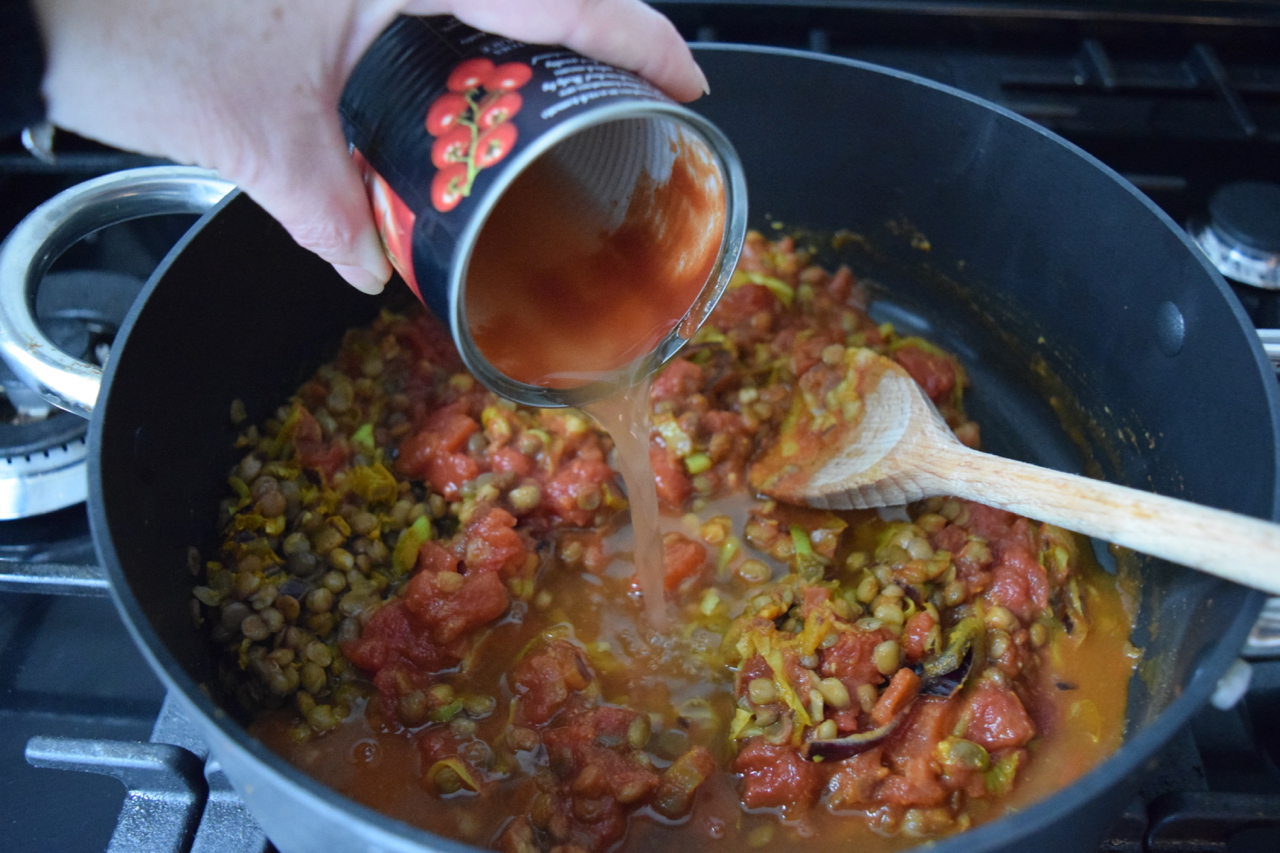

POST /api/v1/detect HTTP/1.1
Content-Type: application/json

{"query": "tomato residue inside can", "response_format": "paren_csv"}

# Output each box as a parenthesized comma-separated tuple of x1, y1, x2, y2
(464, 132, 728, 389)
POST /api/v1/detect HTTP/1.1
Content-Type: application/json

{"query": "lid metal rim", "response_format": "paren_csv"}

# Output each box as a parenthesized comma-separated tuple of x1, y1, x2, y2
(1192, 221, 1280, 290)
(446, 101, 749, 408)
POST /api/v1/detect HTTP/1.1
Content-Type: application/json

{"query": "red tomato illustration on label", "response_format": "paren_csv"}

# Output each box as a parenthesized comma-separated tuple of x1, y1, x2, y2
(425, 92, 469, 136)
(485, 62, 533, 91)
(474, 122, 517, 169)
(477, 92, 523, 130)
(432, 163, 470, 213)
(447, 57, 495, 92)
(423, 58, 533, 214)
(351, 148, 419, 294)
(431, 125, 473, 169)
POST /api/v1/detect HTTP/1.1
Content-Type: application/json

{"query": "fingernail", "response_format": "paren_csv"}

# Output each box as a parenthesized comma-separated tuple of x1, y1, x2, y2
(333, 263, 386, 294)
(335, 227, 393, 294)
(695, 62, 711, 97)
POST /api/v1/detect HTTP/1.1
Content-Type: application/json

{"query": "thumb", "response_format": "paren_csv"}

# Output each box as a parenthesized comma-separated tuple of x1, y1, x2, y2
(230, 113, 393, 295)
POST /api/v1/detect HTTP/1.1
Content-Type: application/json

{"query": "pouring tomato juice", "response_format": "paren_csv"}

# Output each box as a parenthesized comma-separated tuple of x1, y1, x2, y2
(464, 134, 726, 391)
(194, 230, 1137, 853)
(463, 131, 729, 620)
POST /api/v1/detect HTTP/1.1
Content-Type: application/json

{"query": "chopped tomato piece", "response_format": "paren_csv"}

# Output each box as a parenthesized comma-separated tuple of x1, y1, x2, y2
(789, 331, 842, 377)
(426, 452, 479, 501)
(487, 445, 534, 478)
(512, 640, 592, 725)
(662, 532, 709, 593)
(903, 611, 936, 662)
(424, 404, 481, 453)
(403, 566, 509, 645)
(395, 404, 482, 499)
(893, 344, 957, 404)
(821, 628, 894, 691)
(733, 738, 821, 811)
(461, 506, 528, 577)
(871, 667, 922, 728)
(649, 445, 692, 509)
(290, 407, 349, 480)
(651, 358, 705, 403)
(541, 707, 659, 804)
(539, 707, 652, 851)
(826, 747, 889, 808)
(343, 600, 457, 676)
(962, 680, 1036, 751)
(988, 539, 1051, 623)
(877, 697, 954, 807)
(415, 540, 459, 575)
(541, 457, 617, 526)
(709, 282, 778, 332)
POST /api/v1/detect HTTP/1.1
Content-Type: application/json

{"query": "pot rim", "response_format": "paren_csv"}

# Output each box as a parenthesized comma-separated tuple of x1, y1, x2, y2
(91, 42, 1280, 853)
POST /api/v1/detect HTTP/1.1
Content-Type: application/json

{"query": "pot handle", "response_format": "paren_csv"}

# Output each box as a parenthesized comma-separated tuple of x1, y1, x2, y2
(0, 166, 235, 419)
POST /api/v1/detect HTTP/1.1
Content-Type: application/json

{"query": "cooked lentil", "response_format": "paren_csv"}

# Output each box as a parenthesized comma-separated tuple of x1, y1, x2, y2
(192, 232, 1137, 853)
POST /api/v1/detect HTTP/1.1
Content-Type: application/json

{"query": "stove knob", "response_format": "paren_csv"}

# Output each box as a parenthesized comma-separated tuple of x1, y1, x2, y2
(1191, 181, 1280, 290)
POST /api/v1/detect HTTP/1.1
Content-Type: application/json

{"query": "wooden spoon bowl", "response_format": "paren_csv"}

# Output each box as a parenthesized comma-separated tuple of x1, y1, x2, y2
(750, 348, 1280, 594)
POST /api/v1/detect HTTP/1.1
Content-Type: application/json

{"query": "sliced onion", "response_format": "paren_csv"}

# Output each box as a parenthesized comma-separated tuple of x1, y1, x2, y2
(803, 643, 974, 763)
(801, 715, 901, 761)
(919, 645, 974, 698)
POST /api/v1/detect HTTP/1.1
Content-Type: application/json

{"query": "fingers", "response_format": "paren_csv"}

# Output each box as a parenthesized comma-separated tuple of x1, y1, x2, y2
(37, 0, 395, 295)
(559, 0, 709, 102)
(39, 0, 705, 300)
(231, 110, 393, 295)
(558, 0, 708, 102)
(422, 0, 708, 102)
(280, 0, 706, 294)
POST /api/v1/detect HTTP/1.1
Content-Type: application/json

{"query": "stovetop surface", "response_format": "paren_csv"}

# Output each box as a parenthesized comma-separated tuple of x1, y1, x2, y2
(2, 2, 1278, 851)
(0, 586, 165, 852)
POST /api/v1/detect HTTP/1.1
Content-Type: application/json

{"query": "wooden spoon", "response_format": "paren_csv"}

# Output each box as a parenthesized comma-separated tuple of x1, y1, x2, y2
(749, 347, 1280, 594)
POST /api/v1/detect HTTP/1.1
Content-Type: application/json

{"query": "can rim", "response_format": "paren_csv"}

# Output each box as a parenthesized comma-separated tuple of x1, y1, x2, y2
(447, 99, 748, 409)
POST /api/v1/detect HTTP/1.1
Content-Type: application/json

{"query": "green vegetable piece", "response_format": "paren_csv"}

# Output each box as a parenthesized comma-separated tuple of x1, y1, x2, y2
(429, 698, 464, 723)
(227, 476, 252, 511)
(684, 452, 712, 475)
(936, 736, 990, 772)
(789, 524, 828, 579)
(717, 537, 742, 574)
(351, 423, 375, 456)
(984, 750, 1021, 795)
(790, 524, 814, 558)
(392, 515, 433, 576)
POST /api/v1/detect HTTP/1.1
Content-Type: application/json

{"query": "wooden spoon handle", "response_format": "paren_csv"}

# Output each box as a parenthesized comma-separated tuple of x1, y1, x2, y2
(936, 444, 1280, 594)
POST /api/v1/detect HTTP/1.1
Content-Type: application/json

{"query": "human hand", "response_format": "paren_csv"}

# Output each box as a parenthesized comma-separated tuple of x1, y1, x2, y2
(32, 0, 707, 293)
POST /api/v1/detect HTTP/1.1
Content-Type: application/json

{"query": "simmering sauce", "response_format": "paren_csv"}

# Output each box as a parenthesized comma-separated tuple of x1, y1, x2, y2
(465, 133, 727, 388)
(199, 232, 1138, 853)
(254, 522, 1133, 853)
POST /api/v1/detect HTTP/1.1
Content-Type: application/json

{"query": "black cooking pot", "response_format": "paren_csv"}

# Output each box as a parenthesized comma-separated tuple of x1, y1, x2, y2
(1, 45, 1275, 853)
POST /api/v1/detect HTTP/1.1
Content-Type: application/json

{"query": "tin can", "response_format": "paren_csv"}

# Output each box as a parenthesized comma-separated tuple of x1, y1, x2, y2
(339, 15, 747, 408)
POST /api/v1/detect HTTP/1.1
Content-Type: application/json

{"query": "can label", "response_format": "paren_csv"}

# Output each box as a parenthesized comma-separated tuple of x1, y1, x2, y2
(341, 16, 676, 315)
(339, 16, 745, 407)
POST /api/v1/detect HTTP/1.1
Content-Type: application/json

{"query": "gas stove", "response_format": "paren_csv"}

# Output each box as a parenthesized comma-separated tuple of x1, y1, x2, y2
(1, 2, 1278, 851)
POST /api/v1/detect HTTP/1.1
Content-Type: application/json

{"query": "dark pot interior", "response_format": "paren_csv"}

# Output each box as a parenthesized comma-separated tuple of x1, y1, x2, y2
(91, 46, 1277, 853)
